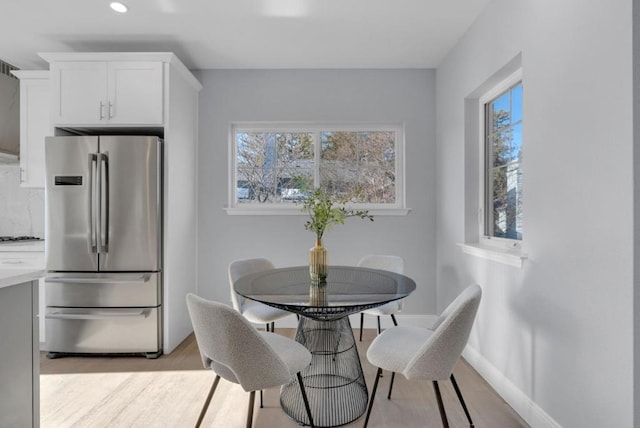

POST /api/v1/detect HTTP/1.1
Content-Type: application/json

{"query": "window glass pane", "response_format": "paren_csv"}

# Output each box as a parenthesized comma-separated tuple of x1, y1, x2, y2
(320, 131, 357, 196)
(485, 81, 523, 241)
(236, 132, 314, 204)
(511, 83, 523, 123)
(491, 92, 510, 117)
(490, 109, 511, 168)
(320, 131, 396, 203)
(276, 133, 315, 200)
(490, 133, 508, 168)
(491, 164, 521, 240)
(510, 123, 523, 162)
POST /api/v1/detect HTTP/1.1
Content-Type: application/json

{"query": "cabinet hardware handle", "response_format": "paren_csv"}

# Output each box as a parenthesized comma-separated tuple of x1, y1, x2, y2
(45, 274, 152, 283)
(46, 310, 149, 320)
(109, 101, 113, 119)
(99, 101, 105, 120)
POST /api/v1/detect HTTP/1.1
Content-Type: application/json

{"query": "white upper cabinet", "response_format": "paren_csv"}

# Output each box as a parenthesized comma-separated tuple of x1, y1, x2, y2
(108, 62, 163, 125)
(49, 60, 163, 126)
(11, 70, 51, 188)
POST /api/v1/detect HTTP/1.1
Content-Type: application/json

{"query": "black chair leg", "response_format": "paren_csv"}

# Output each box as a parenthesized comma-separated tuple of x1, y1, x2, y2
(390, 313, 398, 326)
(265, 323, 270, 332)
(387, 372, 396, 399)
(364, 367, 383, 428)
(247, 390, 256, 428)
(450, 374, 474, 427)
(260, 390, 263, 408)
(195, 375, 220, 428)
(376, 316, 381, 335)
(297, 372, 315, 427)
(432, 381, 450, 428)
(359, 312, 364, 341)
(270, 321, 275, 332)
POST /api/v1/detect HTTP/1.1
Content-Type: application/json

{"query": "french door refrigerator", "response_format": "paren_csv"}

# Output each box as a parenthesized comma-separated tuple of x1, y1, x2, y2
(44, 135, 163, 358)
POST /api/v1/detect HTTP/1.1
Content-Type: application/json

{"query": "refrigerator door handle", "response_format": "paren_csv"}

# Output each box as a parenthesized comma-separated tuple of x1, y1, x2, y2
(46, 309, 150, 321)
(88, 153, 98, 253)
(99, 152, 110, 253)
(45, 273, 152, 284)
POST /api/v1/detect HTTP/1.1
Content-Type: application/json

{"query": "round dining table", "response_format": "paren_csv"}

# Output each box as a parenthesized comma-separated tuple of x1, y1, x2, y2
(234, 265, 416, 427)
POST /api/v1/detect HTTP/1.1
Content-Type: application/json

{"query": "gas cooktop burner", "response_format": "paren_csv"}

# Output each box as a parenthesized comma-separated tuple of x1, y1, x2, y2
(0, 236, 43, 242)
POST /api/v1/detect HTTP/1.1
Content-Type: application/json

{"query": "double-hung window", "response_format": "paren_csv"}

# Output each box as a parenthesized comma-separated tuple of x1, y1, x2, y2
(229, 123, 405, 214)
(480, 71, 523, 248)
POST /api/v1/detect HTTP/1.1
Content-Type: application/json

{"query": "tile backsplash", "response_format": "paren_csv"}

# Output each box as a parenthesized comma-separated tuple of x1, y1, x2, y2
(0, 165, 44, 237)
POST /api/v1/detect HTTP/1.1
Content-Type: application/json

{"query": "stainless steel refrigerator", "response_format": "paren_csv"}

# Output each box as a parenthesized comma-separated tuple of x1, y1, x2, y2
(44, 135, 163, 358)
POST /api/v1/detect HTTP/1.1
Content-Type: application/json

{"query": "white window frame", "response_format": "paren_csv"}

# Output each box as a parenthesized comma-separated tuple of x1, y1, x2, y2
(226, 122, 409, 215)
(478, 69, 523, 251)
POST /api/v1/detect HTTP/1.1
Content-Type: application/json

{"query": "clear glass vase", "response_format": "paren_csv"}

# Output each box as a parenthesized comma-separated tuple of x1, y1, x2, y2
(309, 237, 328, 282)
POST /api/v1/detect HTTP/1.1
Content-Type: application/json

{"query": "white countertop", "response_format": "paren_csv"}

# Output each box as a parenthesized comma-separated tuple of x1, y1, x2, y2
(0, 242, 45, 288)
(0, 268, 45, 289)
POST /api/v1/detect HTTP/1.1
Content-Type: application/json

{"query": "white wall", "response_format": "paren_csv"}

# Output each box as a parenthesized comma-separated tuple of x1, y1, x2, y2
(437, 1, 633, 427)
(194, 69, 437, 317)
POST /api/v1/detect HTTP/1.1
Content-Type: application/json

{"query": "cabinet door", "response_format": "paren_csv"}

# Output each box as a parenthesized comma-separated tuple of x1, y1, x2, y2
(0, 281, 38, 428)
(20, 76, 51, 188)
(108, 62, 163, 125)
(51, 61, 107, 125)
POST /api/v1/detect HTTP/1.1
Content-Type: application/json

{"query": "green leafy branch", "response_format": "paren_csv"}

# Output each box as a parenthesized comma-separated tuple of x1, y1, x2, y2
(297, 187, 374, 240)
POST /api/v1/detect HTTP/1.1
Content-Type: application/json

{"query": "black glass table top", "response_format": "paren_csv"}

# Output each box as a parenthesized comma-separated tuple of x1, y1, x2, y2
(234, 265, 416, 321)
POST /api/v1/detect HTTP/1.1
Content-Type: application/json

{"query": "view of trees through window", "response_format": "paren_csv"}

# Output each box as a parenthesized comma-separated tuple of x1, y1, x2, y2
(234, 127, 398, 205)
(485, 82, 523, 240)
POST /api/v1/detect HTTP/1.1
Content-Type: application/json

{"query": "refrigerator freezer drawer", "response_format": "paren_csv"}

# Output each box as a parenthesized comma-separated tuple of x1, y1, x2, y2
(45, 272, 160, 307)
(45, 307, 160, 354)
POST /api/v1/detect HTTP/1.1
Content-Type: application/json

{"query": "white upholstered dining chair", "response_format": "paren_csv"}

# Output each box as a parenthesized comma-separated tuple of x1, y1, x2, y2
(363, 284, 482, 428)
(228, 258, 293, 332)
(186, 294, 315, 428)
(357, 255, 405, 341)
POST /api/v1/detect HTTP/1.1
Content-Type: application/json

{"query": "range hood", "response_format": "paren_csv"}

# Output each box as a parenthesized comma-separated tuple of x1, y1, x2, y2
(0, 60, 19, 163)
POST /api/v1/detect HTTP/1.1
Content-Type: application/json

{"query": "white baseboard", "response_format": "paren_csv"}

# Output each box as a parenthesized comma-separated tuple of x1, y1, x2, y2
(462, 345, 561, 428)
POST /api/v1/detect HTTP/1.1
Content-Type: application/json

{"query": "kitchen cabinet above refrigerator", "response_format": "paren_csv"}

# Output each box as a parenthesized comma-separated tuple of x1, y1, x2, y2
(39, 53, 198, 128)
(48, 61, 163, 126)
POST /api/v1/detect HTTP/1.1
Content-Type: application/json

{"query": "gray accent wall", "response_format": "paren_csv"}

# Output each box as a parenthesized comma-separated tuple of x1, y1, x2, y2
(194, 69, 437, 316)
(437, 0, 632, 427)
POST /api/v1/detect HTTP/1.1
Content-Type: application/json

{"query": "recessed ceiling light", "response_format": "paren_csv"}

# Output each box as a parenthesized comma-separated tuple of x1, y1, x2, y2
(110, 2, 128, 13)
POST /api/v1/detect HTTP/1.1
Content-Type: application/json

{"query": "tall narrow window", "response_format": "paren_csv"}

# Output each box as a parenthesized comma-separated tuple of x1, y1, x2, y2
(483, 78, 523, 243)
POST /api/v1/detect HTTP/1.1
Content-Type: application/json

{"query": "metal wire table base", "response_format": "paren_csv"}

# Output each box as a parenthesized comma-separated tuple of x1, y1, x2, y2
(280, 316, 368, 427)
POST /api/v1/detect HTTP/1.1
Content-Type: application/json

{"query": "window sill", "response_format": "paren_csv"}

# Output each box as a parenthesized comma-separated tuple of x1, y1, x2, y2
(224, 207, 412, 216)
(457, 243, 527, 268)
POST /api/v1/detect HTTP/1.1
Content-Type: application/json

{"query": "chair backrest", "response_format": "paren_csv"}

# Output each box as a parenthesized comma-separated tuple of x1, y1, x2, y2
(358, 254, 405, 309)
(186, 293, 293, 392)
(228, 258, 275, 311)
(403, 284, 482, 381)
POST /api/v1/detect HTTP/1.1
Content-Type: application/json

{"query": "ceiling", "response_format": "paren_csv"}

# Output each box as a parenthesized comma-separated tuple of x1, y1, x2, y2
(2, 0, 491, 71)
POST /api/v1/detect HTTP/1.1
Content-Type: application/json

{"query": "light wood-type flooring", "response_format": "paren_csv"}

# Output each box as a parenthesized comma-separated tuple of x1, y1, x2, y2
(40, 329, 528, 428)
